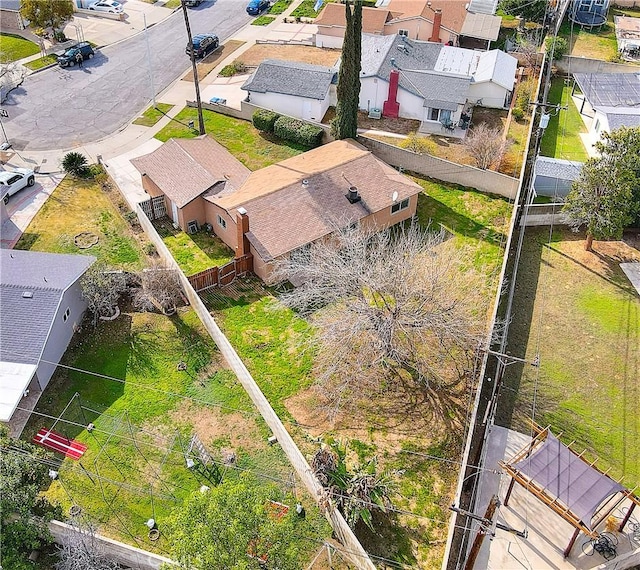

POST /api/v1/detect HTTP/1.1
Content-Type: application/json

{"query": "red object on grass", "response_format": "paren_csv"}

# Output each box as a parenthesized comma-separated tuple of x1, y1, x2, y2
(33, 428, 87, 460)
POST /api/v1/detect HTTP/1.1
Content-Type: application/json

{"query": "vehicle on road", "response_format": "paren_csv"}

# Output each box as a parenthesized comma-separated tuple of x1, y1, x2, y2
(88, 0, 124, 13)
(246, 0, 269, 14)
(57, 42, 95, 67)
(184, 0, 203, 6)
(1, 168, 35, 204)
(185, 33, 219, 58)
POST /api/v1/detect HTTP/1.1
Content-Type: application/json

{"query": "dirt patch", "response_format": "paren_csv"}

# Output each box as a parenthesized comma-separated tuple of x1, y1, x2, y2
(170, 400, 263, 454)
(321, 106, 421, 135)
(234, 44, 341, 68)
(182, 40, 245, 82)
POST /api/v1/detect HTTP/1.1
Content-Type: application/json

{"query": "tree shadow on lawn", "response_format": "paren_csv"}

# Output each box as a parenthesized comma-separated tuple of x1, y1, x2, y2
(23, 314, 131, 444)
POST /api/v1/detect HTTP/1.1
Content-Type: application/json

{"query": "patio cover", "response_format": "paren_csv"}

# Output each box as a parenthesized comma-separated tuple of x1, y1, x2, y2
(0, 361, 37, 422)
(512, 433, 624, 530)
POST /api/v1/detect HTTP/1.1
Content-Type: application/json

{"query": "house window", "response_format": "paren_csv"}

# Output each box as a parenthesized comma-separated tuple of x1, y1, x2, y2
(398, 29, 409, 37)
(429, 108, 452, 123)
(63, 307, 70, 322)
(217, 214, 226, 229)
(391, 198, 410, 214)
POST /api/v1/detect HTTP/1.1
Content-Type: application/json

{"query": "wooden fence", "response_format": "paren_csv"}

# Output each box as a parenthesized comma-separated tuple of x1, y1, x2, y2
(187, 255, 253, 291)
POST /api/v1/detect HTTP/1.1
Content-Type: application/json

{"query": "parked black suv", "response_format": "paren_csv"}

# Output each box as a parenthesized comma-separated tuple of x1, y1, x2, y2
(246, 0, 269, 15)
(57, 42, 95, 67)
(185, 33, 219, 58)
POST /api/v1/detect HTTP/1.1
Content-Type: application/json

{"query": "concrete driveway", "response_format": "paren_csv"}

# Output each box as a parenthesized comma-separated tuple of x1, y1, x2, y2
(63, 0, 172, 47)
(201, 74, 250, 110)
(0, 173, 64, 248)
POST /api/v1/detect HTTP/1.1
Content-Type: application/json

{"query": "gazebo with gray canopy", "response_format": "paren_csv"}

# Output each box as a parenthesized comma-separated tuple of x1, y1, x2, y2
(499, 425, 640, 557)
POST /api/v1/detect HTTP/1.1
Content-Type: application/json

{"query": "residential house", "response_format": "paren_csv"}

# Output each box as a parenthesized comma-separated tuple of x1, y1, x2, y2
(314, 0, 500, 49)
(0, 0, 27, 31)
(533, 157, 583, 198)
(131, 136, 251, 231)
(0, 250, 95, 425)
(133, 138, 423, 283)
(359, 35, 517, 135)
(615, 15, 640, 60)
(241, 59, 337, 122)
(572, 73, 640, 147)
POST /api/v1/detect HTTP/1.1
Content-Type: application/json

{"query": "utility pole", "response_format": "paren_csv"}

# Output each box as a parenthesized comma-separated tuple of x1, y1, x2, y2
(180, 0, 205, 135)
(143, 13, 156, 108)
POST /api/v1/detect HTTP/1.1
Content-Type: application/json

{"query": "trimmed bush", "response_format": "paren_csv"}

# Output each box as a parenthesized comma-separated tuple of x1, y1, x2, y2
(511, 107, 525, 121)
(399, 132, 437, 155)
(218, 61, 247, 77)
(274, 116, 324, 148)
(252, 109, 281, 133)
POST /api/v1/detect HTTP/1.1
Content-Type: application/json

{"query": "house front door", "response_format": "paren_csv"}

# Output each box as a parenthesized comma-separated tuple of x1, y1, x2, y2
(171, 201, 179, 225)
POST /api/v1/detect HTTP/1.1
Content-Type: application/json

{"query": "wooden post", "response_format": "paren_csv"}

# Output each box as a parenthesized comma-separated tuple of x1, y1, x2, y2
(503, 477, 516, 507)
(618, 502, 636, 532)
(564, 527, 581, 558)
(464, 495, 500, 570)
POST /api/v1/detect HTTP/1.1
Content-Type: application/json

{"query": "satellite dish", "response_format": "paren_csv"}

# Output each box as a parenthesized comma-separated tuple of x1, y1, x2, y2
(392, 191, 399, 202)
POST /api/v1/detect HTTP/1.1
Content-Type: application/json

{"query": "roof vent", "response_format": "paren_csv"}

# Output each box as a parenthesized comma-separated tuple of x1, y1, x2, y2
(346, 186, 361, 204)
(22, 291, 33, 298)
(302, 179, 309, 186)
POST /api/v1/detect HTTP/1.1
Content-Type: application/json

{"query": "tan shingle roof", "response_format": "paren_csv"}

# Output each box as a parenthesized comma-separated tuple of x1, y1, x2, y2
(209, 139, 423, 260)
(387, 0, 469, 33)
(131, 136, 251, 208)
(315, 3, 393, 33)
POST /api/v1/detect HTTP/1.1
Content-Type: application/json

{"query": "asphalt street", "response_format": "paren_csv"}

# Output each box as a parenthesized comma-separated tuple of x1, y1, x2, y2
(2, 0, 252, 151)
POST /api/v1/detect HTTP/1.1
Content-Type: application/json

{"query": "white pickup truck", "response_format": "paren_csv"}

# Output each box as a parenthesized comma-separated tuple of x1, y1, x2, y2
(1, 168, 35, 204)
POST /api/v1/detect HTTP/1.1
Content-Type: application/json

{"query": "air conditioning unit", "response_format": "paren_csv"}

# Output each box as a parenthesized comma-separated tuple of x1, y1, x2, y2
(368, 108, 382, 119)
(187, 220, 199, 234)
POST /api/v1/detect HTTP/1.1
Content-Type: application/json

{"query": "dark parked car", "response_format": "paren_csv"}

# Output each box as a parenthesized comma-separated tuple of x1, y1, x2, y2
(185, 33, 219, 58)
(246, 0, 269, 15)
(57, 42, 95, 67)
(183, 0, 202, 6)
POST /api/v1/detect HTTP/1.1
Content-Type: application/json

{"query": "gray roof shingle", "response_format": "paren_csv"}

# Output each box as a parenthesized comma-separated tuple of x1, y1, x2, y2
(573, 73, 640, 110)
(534, 157, 583, 181)
(241, 59, 336, 100)
(0, 250, 95, 364)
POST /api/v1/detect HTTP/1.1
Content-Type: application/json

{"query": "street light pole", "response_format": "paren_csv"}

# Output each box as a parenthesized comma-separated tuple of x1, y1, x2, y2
(143, 13, 156, 108)
(180, 0, 205, 135)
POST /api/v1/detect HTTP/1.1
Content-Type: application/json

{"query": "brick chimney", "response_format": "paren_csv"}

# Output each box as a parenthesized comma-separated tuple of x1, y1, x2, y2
(383, 69, 400, 118)
(236, 207, 250, 258)
(429, 9, 442, 42)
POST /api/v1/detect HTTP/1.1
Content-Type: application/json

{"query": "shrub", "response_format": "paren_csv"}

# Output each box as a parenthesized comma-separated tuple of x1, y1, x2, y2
(53, 30, 67, 42)
(124, 211, 139, 226)
(274, 116, 324, 148)
(511, 107, 525, 121)
(399, 132, 437, 154)
(252, 109, 281, 133)
(144, 243, 157, 256)
(515, 78, 535, 113)
(219, 60, 247, 77)
(545, 36, 568, 60)
(62, 152, 90, 178)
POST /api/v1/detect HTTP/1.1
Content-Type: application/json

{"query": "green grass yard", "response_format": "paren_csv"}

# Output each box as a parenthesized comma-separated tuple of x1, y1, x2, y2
(24, 54, 57, 70)
(14, 176, 146, 270)
(155, 108, 306, 171)
(132, 103, 174, 127)
(251, 15, 275, 25)
(0, 33, 40, 62)
(539, 77, 589, 162)
(499, 228, 640, 487)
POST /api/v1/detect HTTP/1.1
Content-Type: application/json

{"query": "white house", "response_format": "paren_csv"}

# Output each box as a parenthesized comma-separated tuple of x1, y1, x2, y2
(0, 250, 95, 428)
(572, 73, 640, 147)
(241, 59, 338, 122)
(359, 35, 517, 133)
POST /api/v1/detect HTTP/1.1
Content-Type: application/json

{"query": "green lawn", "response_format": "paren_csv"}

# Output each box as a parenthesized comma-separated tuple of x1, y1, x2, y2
(539, 78, 589, 162)
(24, 54, 57, 70)
(499, 228, 640, 488)
(251, 15, 276, 25)
(268, 0, 292, 14)
(26, 309, 329, 558)
(155, 222, 234, 275)
(155, 108, 307, 171)
(290, 0, 320, 18)
(132, 103, 174, 127)
(15, 176, 146, 270)
(0, 33, 40, 63)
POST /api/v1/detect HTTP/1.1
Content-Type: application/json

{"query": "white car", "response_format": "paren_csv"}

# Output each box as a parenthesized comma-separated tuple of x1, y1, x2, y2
(1, 168, 35, 204)
(89, 0, 124, 13)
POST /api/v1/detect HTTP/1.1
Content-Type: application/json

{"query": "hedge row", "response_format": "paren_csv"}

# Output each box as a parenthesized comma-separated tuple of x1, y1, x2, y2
(252, 110, 324, 148)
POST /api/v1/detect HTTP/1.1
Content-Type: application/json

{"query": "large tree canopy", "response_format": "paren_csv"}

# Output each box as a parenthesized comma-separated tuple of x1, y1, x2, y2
(165, 475, 321, 570)
(0, 427, 57, 570)
(563, 126, 640, 251)
(272, 223, 488, 421)
(498, 0, 546, 22)
(333, 0, 362, 140)
(21, 0, 74, 31)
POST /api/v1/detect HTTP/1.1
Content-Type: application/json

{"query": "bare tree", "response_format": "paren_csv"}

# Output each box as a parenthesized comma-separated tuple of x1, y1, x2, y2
(464, 123, 512, 170)
(513, 33, 542, 69)
(272, 223, 488, 421)
(0, 62, 27, 104)
(133, 263, 183, 315)
(55, 519, 120, 570)
(81, 263, 127, 325)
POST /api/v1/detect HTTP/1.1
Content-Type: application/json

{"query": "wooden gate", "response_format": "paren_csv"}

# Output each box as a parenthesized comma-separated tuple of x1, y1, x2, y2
(218, 260, 236, 287)
(139, 196, 166, 220)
